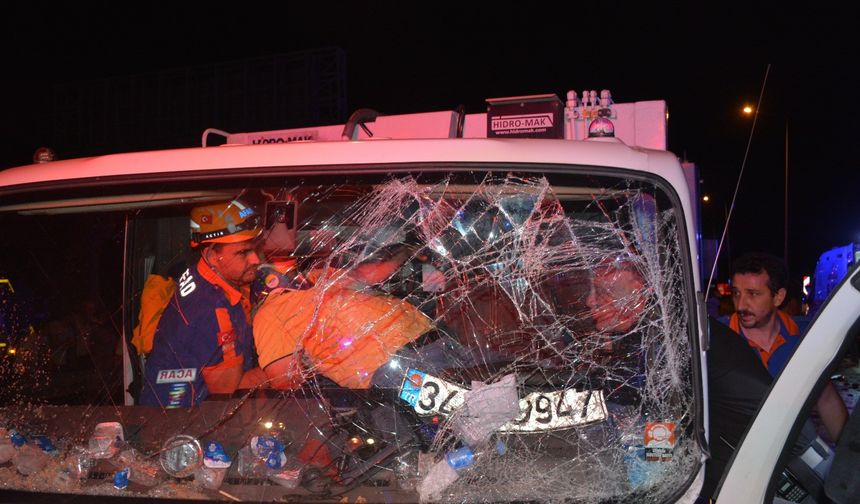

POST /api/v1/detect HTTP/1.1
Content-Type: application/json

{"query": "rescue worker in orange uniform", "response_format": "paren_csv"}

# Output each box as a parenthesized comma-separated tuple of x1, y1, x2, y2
(140, 200, 267, 407)
(253, 244, 446, 390)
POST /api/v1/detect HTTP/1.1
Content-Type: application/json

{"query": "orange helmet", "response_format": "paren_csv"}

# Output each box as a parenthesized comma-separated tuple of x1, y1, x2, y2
(190, 199, 263, 247)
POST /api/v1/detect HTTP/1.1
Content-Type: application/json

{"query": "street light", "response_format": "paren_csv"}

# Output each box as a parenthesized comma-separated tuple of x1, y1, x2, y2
(742, 104, 789, 267)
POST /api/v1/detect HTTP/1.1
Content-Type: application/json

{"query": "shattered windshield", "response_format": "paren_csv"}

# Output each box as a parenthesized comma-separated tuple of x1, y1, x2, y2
(0, 170, 699, 502)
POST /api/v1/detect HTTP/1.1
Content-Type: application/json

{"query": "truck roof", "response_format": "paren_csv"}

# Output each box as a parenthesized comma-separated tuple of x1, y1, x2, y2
(0, 93, 671, 193)
(0, 138, 679, 193)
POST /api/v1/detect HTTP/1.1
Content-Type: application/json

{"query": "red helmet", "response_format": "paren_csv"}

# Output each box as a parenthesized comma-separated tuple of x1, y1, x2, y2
(190, 200, 262, 247)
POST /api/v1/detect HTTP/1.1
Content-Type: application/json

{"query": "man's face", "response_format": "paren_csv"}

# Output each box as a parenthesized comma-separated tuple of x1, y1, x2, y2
(207, 240, 262, 288)
(731, 271, 785, 330)
(586, 266, 646, 333)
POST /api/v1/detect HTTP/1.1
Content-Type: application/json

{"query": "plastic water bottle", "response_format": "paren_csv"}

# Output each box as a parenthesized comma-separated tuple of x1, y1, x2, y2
(32, 435, 60, 456)
(87, 422, 124, 459)
(268, 454, 304, 489)
(13, 444, 49, 475)
(417, 452, 461, 502)
(236, 435, 301, 487)
(192, 441, 231, 490)
(621, 431, 649, 490)
(418, 440, 506, 502)
(58, 446, 95, 484)
(251, 435, 287, 470)
(113, 468, 130, 490)
(9, 429, 26, 448)
(238, 435, 287, 478)
(237, 446, 266, 478)
(12, 443, 48, 476)
(108, 441, 162, 487)
(12, 434, 58, 476)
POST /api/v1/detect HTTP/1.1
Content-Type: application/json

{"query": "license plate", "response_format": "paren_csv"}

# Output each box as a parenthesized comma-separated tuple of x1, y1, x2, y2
(399, 369, 607, 431)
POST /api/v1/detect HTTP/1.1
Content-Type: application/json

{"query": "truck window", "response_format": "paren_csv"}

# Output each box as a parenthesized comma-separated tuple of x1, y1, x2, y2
(0, 169, 701, 502)
(0, 212, 125, 406)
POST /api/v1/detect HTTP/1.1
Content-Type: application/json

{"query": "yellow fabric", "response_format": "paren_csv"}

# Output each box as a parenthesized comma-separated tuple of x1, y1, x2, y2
(253, 280, 432, 389)
(131, 274, 176, 355)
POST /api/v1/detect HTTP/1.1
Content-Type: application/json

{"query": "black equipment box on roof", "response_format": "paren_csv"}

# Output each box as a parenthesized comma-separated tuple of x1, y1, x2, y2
(486, 94, 563, 139)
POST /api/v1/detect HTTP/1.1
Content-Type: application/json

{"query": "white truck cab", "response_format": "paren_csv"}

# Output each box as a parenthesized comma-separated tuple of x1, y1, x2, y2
(0, 90, 855, 503)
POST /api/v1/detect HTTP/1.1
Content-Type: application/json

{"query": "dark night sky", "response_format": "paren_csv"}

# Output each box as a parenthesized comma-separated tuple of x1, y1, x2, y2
(1, 3, 855, 285)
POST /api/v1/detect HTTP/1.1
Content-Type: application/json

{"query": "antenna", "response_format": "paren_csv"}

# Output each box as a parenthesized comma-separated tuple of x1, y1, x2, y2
(705, 64, 772, 300)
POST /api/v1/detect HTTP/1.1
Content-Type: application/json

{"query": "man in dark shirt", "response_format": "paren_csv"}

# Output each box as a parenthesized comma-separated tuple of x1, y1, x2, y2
(703, 316, 775, 499)
(729, 253, 846, 442)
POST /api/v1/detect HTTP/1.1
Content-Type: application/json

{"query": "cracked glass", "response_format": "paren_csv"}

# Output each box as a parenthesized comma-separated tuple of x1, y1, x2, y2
(0, 168, 700, 502)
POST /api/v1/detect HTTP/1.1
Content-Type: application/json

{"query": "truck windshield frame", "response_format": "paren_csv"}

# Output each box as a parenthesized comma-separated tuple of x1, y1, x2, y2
(0, 162, 704, 503)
